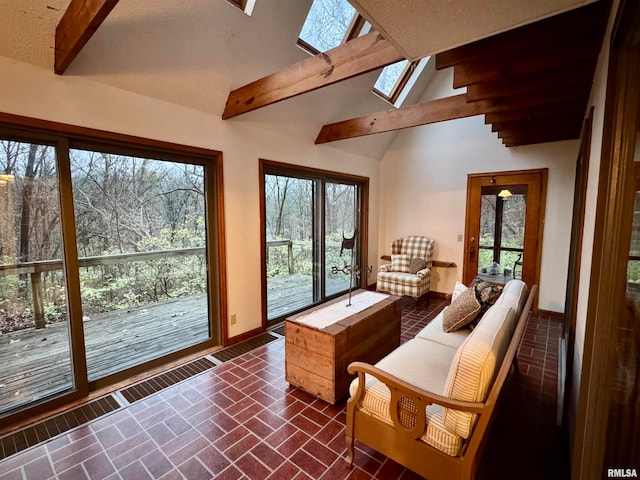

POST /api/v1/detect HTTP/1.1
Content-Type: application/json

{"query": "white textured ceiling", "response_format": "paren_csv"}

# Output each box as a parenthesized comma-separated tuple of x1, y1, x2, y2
(349, 0, 598, 60)
(0, 0, 596, 158)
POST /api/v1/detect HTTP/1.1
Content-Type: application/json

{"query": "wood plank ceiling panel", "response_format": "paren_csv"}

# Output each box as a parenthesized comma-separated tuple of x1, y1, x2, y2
(436, 0, 610, 146)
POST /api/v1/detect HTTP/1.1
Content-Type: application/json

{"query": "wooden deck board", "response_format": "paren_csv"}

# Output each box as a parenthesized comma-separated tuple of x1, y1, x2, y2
(1, 274, 350, 414)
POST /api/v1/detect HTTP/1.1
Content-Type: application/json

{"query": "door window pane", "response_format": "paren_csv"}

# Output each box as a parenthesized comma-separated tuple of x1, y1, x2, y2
(1, 140, 73, 415)
(478, 186, 527, 278)
(479, 193, 497, 268)
(265, 175, 315, 319)
(325, 182, 357, 296)
(70, 149, 209, 381)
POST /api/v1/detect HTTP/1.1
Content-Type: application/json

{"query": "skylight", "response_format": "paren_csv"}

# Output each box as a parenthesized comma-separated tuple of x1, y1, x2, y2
(373, 60, 411, 99)
(298, 0, 357, 53)
(226, 0, 256, 16)
(298, 0, 421, 107)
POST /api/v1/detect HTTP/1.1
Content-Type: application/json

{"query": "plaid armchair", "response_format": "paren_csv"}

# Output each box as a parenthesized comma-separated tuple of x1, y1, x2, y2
(377, 236, 435, 303)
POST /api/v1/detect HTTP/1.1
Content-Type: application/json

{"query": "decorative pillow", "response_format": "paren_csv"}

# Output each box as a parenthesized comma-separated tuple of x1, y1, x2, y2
(470, 276, 504, 315)
(408, 257, 427, 274)
(451, 281, 468, 302)
(442, 287, 481, 332)
(391, 254, 411, 273)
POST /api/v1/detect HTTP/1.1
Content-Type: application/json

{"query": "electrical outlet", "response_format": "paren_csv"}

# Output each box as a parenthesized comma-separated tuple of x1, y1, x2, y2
(457, 234, 463, 242)
(230, 314, 236, 325)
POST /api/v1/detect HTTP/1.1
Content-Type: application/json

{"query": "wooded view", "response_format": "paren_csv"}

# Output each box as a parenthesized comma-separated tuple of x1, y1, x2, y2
(264, 174, 356, 279)
(0, 140, 207, 334)
(264, 173, 358, 319)
(478, 192, 526, 275)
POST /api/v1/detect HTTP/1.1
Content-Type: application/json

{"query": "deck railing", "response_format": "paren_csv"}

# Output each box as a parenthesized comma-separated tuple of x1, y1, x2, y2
(266, 240, 294, 274)
(0, 247, 206, 329)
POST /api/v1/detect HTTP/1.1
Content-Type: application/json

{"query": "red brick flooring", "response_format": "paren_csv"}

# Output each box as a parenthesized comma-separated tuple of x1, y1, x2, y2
(0, 300, 567, 480)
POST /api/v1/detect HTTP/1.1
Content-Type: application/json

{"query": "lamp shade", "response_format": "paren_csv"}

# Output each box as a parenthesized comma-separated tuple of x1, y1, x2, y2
(498, 189, 512, 199)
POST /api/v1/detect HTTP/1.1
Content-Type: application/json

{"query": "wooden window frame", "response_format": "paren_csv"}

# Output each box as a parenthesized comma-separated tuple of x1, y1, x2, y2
(259, 159, 369, 328)
(225, 0, 255, 15)
(0, 112, 227, 427)
(297, 14, 365, 55)
(371, 59, 418, 105)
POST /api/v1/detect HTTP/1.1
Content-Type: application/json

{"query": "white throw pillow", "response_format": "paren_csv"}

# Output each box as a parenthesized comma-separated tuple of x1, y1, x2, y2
(451, 281, 468, 302)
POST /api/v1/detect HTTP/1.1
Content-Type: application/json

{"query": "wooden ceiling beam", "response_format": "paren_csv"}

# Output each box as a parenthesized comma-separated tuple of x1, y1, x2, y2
(502, 131, 582, 147)
(315, 85, 590, 144)
(466, 61, 595, 103)
(55, 0, 119, 75)
(222, 31, 403, 119)
(452, 40, 601, 89)
(498, 124, 581, 141)
(484, 99, 586, 125)
(485, 84, 591, 114)
(435, 1, 606, 69)
(315, 94, 489, 144)
(491, 113, 585, 133)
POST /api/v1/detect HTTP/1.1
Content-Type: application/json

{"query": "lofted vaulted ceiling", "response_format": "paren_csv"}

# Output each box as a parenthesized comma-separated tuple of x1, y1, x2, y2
(349, 0, 598, 60)
(0, 0, 610, 153)
(315, 0, 609, 147)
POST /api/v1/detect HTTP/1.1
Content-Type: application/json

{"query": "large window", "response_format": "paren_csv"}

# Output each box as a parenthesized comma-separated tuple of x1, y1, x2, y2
(0, 122, 224, 421)
(261, 161, 368, 324)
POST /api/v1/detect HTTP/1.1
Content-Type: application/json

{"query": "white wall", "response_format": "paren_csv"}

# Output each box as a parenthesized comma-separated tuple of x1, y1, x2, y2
(378, 68, 579, 312)
(0, 56, 381, 338)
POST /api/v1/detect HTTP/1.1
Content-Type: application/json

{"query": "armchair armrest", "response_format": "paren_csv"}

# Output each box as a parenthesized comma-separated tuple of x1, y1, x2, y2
(416, 267, 431, 278)
(379, 264, 393, 272)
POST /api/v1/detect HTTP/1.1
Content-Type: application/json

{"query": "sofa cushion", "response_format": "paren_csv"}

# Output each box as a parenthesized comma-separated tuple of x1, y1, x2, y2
(415, 309, 471, 349)
(391, 254, 411, 273)
(442, 287, 481, 332)
(349, 338, 462, 456)
(495, 279, 528, 319)
(442, 304, 515, 438)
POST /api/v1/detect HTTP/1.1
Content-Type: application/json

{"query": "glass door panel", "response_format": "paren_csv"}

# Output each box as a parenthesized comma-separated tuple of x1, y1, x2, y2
(70, 149, 209, 381)
(325, 182, 357, 296)
(500, 191, 527, 275)
(0, 140, 73, 415)
(477, 185, 527, 281)
(265, 174, 315, 320)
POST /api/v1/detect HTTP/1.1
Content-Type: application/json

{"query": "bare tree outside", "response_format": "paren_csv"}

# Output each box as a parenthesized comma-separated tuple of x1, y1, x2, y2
(264, 173, 358, 319)
(0, 142, 209, 334)
(299, 0, 356, 52)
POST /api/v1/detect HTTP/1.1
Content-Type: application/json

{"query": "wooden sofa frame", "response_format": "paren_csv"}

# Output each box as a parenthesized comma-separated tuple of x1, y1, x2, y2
(345, 285, 537, 480)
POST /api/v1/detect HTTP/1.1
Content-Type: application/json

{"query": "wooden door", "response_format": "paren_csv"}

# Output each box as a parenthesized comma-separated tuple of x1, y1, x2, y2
(463, 169, 547, 290)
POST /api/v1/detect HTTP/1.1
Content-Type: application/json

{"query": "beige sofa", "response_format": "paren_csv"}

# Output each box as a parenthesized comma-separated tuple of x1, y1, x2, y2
(345, 279, 536, 480)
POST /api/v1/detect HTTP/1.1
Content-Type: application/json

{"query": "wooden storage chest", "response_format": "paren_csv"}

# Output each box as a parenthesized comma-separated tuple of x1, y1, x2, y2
(285, 290, 402, 404)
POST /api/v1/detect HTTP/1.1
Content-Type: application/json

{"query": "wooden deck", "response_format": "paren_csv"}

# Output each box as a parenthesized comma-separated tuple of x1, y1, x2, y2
(266, 273, 350, 319)
(1, 274, 350, 414)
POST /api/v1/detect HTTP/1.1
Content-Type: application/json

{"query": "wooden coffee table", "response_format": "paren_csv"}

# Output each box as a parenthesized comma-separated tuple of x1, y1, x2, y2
(285, 290, 402, 404)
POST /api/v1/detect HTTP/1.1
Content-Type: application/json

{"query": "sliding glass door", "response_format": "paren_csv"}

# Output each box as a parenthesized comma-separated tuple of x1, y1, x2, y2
(325, 182, 358, 296)
(0, 140, 74, 416)
(70, 148, 210, 382)
(261, 161, 368, 324)
(0, 124, 223, 422)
